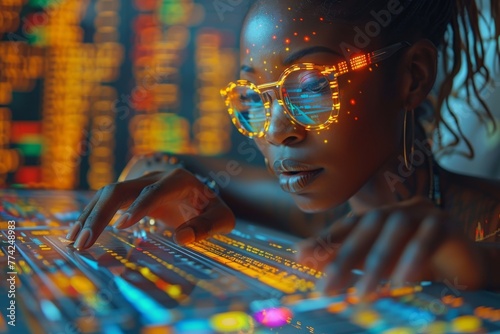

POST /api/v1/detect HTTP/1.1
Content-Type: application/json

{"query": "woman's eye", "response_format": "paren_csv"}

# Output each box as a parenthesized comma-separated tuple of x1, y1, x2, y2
(298, 72, 329, 93)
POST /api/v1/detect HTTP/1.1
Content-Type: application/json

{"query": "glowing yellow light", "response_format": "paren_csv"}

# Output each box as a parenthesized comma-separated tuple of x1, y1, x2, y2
(166, 285, 182, 298)
(210, 311, 254, 332)
(324, 140, 328, 144)
(70, 276, 95, 294)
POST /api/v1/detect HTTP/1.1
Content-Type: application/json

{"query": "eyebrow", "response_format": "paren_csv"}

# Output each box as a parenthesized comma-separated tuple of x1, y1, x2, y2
(240, 46, 344, 73)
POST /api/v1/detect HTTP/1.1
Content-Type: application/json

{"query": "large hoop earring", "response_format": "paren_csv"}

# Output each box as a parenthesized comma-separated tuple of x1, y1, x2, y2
(403, 109, 415, 170)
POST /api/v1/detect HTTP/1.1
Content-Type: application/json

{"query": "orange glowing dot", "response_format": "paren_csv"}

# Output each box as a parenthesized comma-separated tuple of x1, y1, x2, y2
(300, 18, 304, 21)
(354, 117, 359, 121)
(324, 140, 328, 144)
(246, 49, 250, 54)
(288, 7, 291, 10)
(294, 32, 298, 36)
(350, 99, 356, 106)
(285, 38, 291, 44)
(304, 36, 310, 42)
(320, 17, 324, 21)
(312, 31, 316, 35)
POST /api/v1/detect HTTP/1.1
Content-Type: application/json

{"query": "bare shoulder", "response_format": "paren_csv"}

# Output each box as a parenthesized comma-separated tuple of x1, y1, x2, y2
(439, 166, 500, 242)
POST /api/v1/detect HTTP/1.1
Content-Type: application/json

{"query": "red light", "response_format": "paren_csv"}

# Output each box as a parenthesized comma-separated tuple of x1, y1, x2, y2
(350, 99, 356, 106)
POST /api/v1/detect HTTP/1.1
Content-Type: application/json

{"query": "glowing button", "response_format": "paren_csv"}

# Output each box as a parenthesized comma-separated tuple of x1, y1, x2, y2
(175, 319, 211, 334)
(352, 310, 380, 328)
(70, 275, 94, 294)
(253, 308, 293, 328)
(451, 315, 482, 333)
(210, 311, 254, 332)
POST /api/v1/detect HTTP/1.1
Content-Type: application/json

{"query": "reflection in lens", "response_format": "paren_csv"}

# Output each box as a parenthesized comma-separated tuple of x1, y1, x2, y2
(283, 69, 333, 126)
(230, 85, 266, 134)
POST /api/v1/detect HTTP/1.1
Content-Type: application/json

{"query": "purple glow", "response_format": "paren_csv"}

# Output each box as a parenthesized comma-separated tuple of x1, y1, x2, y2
(253, 307, 293, 327)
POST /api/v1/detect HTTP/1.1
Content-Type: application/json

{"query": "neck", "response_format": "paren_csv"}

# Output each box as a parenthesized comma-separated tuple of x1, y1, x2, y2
(348, 132, 435, 215)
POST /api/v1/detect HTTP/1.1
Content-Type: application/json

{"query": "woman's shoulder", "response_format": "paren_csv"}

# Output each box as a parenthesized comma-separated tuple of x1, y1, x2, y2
(440, 166, 500, 242)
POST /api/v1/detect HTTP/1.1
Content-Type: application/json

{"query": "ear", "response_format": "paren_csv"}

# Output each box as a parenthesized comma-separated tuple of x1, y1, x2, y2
(401, 39, 438, 110)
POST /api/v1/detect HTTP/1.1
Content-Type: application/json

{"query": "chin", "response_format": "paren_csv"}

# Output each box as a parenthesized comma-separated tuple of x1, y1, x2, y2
(292, 194, 345, 213)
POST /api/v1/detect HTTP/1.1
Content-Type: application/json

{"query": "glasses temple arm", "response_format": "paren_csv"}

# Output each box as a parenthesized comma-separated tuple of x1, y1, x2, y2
(370, 41, 411, 64)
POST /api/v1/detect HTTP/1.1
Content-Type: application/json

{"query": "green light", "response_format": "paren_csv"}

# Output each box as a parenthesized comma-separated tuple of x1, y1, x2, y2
(159, 0, 185, 25)
(16, 137, 43, 156)
(27, 27, 48, 46)
(29, 0, 60, 8)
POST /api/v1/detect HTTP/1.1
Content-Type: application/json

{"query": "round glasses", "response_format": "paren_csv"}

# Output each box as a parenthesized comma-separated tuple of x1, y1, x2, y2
(220, 42, 410, 138)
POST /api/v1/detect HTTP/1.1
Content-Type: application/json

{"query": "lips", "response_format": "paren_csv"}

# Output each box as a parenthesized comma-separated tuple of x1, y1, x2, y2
(273, 159, 323, 193)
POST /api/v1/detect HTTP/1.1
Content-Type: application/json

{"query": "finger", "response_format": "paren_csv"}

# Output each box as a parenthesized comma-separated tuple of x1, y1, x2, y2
(355, 211, 419, 298)
(174, 200, 236, 245)
(73, 175, 157, 250)
(321, 210, 385, 294)
(114, 169, 205, 230)
(391, 215, 444, 285)
(296, 214, 360, 270)
(66, 188, 103, 241)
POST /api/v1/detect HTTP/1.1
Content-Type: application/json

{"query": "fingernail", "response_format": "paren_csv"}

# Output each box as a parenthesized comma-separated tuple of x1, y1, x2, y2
(115, 213, 130, 229)
(74, 228, 93, 250)
(174, 227, 195, 245)
(66, 221, 82, 241)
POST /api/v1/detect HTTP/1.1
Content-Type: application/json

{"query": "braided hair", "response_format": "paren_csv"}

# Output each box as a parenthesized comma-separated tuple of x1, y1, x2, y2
(288, 0, 500, 157)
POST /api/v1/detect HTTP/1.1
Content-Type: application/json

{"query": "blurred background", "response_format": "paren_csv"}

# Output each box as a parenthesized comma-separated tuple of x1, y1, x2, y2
(0, 0, 499, 190)
(0, 0, 257, 190)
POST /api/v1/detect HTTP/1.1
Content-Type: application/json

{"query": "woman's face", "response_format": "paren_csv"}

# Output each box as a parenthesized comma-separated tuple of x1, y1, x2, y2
(240, 1, 407, 212)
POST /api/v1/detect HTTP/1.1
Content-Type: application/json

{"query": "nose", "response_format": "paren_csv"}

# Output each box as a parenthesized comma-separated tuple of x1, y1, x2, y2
(264, 90, 307, 146)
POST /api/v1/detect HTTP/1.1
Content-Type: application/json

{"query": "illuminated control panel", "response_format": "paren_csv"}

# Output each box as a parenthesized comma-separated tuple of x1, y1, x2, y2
(1, 190, 500, 333)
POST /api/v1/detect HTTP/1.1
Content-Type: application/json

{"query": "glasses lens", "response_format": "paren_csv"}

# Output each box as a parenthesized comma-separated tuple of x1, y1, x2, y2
(228, 85, 267, 135)
(282, 69, 334, 126)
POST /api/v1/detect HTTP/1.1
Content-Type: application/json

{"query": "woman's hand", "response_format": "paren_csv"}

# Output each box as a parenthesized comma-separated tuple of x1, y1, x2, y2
(66, 168, 235, 250)
(296, 197, 485, 297)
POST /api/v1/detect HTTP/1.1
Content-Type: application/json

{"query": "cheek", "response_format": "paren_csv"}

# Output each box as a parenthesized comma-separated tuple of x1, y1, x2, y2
(254, 138, 269, 157)
(338, 72, 403, 141)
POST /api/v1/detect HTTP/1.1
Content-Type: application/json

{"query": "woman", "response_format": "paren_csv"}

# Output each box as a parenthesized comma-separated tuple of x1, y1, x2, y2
(67, 0, 500, 295)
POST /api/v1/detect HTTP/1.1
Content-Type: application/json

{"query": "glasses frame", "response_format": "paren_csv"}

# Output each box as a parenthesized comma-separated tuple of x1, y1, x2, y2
(220, 41, 411, 138)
